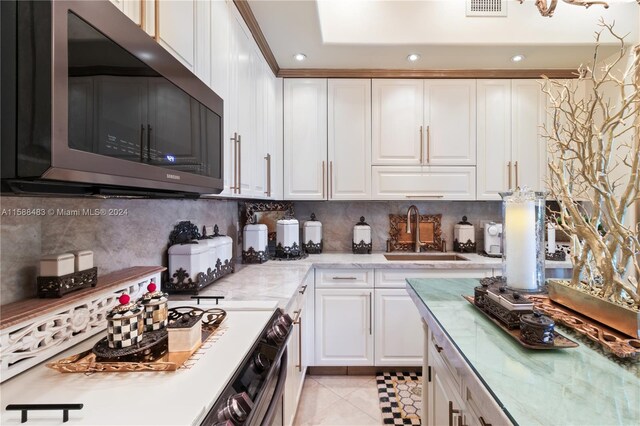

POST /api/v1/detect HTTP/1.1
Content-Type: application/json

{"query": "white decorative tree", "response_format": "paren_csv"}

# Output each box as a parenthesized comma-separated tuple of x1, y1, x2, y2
(543, 21, 640, 308)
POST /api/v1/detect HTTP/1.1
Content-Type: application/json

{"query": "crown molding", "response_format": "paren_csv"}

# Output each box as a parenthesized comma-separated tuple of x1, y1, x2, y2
(233, 0, 280, 75)
(276, 68, 578, 79)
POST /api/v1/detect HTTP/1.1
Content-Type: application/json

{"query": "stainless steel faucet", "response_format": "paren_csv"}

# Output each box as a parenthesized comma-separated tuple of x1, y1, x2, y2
(406, 205, 422, 253)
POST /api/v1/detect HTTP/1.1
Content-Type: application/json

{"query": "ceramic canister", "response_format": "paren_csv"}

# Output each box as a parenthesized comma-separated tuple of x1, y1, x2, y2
(210, 227, 233, 266)
(243, 223, 268, 252)
(454, 216, 475, 244)
(40, 253, 75, 277)
(106, 294, 144, 349)
(303, 213, 322, 246)
(276, 218, 300, 248)
(168, 242, 209, 278)
(139, 282, 168, 332)
(353, 217, 371, 245)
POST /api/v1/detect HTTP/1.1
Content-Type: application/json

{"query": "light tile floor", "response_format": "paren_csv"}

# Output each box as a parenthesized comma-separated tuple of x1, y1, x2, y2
(293, 375, 382, 426)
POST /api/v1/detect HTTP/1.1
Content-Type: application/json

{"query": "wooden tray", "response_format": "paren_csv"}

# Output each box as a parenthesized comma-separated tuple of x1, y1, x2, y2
(46, 323, 225, 373)
(463, 296, 578, 350)
(528, 295, 640, 359)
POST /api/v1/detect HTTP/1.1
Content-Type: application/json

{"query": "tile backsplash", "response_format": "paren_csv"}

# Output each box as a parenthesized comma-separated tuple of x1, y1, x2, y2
(0, 196, 238, 304)
(293, 200, 502, 252)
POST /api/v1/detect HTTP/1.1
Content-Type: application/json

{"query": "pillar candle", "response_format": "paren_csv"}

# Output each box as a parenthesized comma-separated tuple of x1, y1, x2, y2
(504, 200, 537, 290)
(547, 223, 556, 254)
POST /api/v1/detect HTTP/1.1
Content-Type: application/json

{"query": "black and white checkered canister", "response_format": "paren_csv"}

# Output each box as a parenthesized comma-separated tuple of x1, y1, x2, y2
(106, 303, 144, 349)
(140, 286, 169, 332)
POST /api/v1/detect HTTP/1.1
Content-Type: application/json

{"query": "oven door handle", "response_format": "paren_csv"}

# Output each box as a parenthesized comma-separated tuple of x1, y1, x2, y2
(260, 348, 288, 426)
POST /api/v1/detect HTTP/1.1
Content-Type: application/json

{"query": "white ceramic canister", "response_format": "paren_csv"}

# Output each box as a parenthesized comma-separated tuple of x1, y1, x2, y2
(210, 227, 233, 265)
(168, 242, 210, 278)
(454, 216, 475, 244)
(40, 253, 75, 277)
(243, 223, 268, 252)
(73, 250, 94, 271)
(303, 213, 322, 246)
(276, 218, 300, 248)
(195, 238, 218, 272)
(353, 216, 371, 245)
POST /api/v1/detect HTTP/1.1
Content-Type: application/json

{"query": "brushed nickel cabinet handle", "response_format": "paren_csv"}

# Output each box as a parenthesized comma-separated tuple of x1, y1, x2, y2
(420, 125, 424, 164)
(515, 161, 519, 189)
(153, 0, 159, 41)
(292, 309, 301, 323)
(479, 417, 492, 426)
(332, 276, 357, 280)
(329, 160, 333, 199)
(426, 125, 431, 164)
(264, 153, 271, 197)
(296, 314, 303, 372)
(434, 343, 444, 353)
(405, 195, 444, 199)
(368, 292, 372, 335)
(139, 0, 145, 29)
(299, 285, 307, 294)
(322, 161, 325, 198)
(237, 134, 242, 194)
(507, 161, 512, 189)
(230, 133, 238, 193)
(448, 401, 460, 426)
(139, 124, 145, 162)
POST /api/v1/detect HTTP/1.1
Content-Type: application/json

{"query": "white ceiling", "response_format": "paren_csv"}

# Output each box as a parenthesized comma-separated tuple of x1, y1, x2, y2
(248, 0, 640, 70)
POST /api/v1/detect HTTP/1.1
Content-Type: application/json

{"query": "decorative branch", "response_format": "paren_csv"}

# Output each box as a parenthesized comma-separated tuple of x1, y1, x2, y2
(519, 0, 610, 17)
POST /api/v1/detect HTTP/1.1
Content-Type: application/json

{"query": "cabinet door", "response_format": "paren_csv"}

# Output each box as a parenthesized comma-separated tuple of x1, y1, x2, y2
(284, 79, 328, 200)
(426, 340, 465, 426)
(314, 289, 373, 366)
(269, 76, 284, 200)
(252, 57, 268, 197)
(328, 79, 372, 200)
(372, 79, 424, 165)
(512, 80, 547, 191)
(371, 166, 476, 200)
(155, 1, 195, 72)
(477, 80, 512, 200)
(424, 80, 476, 166)
(194, 0, 211, 85)
(374, 289, 423, 366)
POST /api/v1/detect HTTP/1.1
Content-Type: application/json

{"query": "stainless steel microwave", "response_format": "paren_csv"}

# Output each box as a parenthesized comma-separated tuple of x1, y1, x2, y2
(1, 0, 224, 196)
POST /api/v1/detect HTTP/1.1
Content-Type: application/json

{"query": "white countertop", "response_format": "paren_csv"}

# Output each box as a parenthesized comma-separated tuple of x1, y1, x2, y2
(173, 252, 571, 309)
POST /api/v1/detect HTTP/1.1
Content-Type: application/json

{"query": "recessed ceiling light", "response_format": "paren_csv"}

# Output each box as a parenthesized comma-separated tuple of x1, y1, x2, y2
(294, 53, 307, 62)
(511, 54, 525, 63)
(407, 53, 421, 62)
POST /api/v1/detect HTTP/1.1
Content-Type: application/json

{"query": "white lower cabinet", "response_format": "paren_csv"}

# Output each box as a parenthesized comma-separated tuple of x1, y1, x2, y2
(314, 288, 374, 366)
(374, 289, 423, 366)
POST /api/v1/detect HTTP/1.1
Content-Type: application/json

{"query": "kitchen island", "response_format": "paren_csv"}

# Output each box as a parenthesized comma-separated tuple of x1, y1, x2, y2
(407, 278, 640, 426)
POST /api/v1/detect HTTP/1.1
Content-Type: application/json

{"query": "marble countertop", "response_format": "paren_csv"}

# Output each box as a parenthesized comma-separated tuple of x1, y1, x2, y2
(407, 278, 640, 426)
(171, 252, 572, 309)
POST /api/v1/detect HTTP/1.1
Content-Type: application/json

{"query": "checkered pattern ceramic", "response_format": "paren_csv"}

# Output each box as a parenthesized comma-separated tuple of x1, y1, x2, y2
(377, 371, 422, 425)
(143, 303, 168, 332)
(106, 305, 144, 349)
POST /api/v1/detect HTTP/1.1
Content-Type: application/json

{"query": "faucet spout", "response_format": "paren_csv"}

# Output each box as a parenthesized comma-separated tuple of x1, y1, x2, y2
(406, 205, 422, 253)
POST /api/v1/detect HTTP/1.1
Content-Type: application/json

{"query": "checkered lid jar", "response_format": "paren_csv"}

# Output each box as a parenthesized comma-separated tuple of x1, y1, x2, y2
(106, 294, 144, 349)
(139, 282, 168, 332)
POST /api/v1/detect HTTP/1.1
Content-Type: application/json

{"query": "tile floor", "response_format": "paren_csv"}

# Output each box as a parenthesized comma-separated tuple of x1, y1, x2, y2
(293, 375, 382, 425)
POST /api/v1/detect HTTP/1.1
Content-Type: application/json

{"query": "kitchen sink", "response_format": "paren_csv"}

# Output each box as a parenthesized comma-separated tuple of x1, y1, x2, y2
(384, 253, 470, 261)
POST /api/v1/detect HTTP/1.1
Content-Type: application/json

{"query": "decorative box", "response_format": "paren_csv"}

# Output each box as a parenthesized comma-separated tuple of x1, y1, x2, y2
(276, 217, 302, 258)
(40, 253, 75, 277)
(303, 213, 323, 254)
(168, 314, 202, 353)
(520, 312, 555, 345)
(106, 294, 144, 349)
(453, 216, 476, 253)
(353, 217, 372, 254)
(168, 242, 209, 280)
(243, 221, 269, 263)
(74, 250, 94, 271)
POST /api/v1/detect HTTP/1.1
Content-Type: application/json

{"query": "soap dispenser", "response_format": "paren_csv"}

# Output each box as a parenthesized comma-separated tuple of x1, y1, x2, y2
(352, 216, 372, 254)
(303, 213, 323, 254)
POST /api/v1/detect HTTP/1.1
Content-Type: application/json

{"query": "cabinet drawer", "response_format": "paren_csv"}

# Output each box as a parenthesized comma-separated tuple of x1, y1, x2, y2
(430, 330, 462, 390)
(316, 268, 374, 288)
(375, 269, 493, 288)
(372, 166, 476, 200)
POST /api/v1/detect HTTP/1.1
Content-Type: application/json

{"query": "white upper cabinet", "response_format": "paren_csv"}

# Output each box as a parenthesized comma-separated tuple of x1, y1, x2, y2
(155, 1, 196, 72)
(328, 79, 372, 200)
(372, 79, 424, 165)
(512, 80, 547, 192)
(284, 79, 328, 200)
(424, 80, 476, 166)
(477, 80, 512, 200)
(477, 79, 549, 199)
(371, 166, 476, 200)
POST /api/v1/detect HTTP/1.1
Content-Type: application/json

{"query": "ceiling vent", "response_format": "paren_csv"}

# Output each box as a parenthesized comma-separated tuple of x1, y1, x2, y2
(466, 0, 507, 17)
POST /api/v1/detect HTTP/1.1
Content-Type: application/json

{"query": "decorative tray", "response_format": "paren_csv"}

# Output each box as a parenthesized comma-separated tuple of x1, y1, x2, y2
(47, 308, 227, 373)
(528, 295, 640, 359)
(463, 296, 579, 350)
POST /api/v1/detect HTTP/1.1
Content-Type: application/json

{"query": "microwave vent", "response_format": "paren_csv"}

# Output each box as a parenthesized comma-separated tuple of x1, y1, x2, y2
(466, 0, 507, 16)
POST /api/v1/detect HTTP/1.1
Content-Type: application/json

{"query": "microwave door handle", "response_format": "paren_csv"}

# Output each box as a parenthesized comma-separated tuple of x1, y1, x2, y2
(259, 348, 288, 426)
(147, 124, 152, 162)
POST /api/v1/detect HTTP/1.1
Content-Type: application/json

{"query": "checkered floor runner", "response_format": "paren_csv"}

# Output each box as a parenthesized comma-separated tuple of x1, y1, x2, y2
(377, 371, 422, 425)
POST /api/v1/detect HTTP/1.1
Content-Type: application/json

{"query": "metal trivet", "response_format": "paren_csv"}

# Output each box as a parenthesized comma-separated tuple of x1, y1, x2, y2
(303, 240, 323, 254)
(92, 329, 168, 362)
(273, 242, 308, 260)
(242, 247, 269, 264)
(352, 240, 372, 254)
(453, 239, 476, 253)
(545, 250, 567, 261)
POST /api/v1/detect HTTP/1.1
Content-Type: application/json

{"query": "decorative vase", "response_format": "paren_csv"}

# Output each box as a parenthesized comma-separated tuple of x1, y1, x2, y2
(500, 189, 546, 293)
(547, 279, 640, 338)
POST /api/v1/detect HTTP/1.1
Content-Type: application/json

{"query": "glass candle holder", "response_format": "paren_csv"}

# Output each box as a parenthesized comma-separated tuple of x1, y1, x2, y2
(500, 189, 546, 292)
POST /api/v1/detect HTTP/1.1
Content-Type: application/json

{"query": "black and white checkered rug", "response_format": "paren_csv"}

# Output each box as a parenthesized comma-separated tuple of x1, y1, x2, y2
(377, 371, 422, 425)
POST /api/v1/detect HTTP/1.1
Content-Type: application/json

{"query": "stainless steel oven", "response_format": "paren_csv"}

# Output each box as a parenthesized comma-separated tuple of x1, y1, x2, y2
(202, 309, 292, 426)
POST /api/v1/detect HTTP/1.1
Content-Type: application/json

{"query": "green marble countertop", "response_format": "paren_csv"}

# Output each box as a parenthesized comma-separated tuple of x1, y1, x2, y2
(407, 278, 640, 426)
